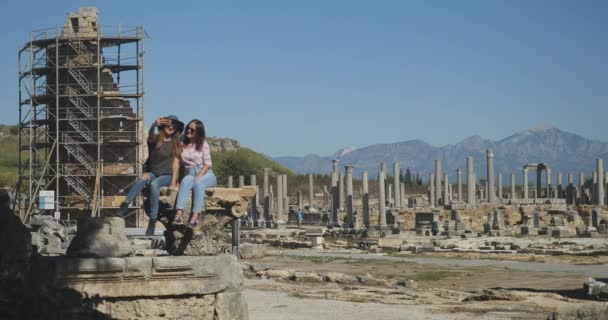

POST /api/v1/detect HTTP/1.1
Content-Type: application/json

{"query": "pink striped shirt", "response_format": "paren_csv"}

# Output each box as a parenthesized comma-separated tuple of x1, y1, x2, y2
(181, 141, 212, 169)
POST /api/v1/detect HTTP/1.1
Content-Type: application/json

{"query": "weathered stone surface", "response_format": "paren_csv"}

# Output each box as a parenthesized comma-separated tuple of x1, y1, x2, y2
(215, 291, 249, 320)
(97, 295, 216, 320)
(323, 272, 359, 284)
(66, 217, 134, 258)
(463, 289, 524, 302)
(357, 274, 390, 287)
(584, 278, 608, 298)
(157, 187, 255, 256)
(257, 269, 293, 280)
(42, 255, 243, 298)
(239, 243, 265, 259)
(292, 271, 325, 283)
(549, 303, 608, 320)
(394, 279, 418, 289)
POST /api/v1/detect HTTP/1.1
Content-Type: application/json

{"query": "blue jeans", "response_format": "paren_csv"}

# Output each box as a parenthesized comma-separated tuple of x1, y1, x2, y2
(125, 172, 172, 219)
(175, 166, 217, 213)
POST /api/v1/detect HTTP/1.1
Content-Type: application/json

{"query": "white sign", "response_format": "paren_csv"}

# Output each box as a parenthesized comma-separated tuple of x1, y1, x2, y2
(39, 190, 55, 210)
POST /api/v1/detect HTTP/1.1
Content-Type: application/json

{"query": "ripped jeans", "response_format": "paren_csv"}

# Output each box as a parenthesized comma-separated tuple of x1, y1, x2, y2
(175, 165, 217, 213)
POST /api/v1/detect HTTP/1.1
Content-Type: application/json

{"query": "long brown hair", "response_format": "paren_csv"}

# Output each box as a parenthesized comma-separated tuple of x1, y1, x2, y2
(154, 129, 182, 158)
(183, 119, 206, 151)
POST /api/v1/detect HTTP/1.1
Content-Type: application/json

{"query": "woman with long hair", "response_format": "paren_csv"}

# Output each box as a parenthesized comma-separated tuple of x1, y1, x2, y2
(173, 119, 217, 228)
(118, 115, 184, 235)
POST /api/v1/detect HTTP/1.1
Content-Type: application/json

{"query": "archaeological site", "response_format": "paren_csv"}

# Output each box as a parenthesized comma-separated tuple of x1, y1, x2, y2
(2, 5, 608, 320)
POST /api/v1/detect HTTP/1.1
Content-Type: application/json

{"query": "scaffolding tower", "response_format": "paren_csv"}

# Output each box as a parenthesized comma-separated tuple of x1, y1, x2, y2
(16, 8, 145, 226)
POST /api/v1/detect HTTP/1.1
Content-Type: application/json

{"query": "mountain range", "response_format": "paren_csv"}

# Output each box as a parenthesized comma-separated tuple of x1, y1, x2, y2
(273, 126, 608, 182)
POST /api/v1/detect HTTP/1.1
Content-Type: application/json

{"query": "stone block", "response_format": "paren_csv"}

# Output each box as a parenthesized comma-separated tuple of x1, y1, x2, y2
(239, 243, 265, 259)
(293, 271, 325, 282)
(551, 228, 572, 238)
(67, 217, 134, 258)
(215, 290, 249, 320)
(29, 214, 54, 226)
(323, 272, 359, 284)
(520, 226, 538, 235)
(43, 255, 243, 298)
(311, 236, 324, 249)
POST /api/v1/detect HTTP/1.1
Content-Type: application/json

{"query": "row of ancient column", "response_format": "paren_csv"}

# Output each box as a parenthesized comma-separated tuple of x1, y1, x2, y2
(431, 152, 607, 206)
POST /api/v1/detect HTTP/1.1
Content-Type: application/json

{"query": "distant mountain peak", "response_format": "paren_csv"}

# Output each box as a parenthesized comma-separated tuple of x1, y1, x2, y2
(273, 126, 608, 178)
(333, 147, 356, 158)
(526, 123, 555, 133)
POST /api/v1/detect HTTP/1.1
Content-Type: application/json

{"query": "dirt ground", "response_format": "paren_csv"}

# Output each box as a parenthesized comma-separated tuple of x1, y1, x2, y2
(243, 251, 608, 319)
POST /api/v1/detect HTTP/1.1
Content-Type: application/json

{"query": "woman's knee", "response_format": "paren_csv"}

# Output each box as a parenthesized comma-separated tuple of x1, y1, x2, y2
(181, 175, 195, 184)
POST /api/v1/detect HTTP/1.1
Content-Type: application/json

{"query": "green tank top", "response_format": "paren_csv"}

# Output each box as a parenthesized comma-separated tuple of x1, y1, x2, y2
(146, 140, 174, 176)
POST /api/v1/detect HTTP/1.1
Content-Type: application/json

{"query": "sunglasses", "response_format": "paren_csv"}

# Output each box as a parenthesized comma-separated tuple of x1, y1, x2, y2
(186, 127, 196, 132)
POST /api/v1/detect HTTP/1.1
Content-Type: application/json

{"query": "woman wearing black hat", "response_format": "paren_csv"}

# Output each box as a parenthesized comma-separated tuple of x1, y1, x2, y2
(118, 115, 184, 235)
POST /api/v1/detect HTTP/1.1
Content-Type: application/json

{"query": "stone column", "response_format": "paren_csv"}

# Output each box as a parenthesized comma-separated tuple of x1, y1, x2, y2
(557, 171, 563, 199)
(308, 173, 314, 210)
(467, 157, 475, 205)
(282, 174, 288, 210)
(388, 184, 393, 207)
(338, 172, 344, 211)
(510, 173, 516, 199)
(579, 172, 585, 204)
(497, 173, 503, 200)
(487, 149, 495, 203)
(380, 162, 388, 205)
(393, 162, 400, 209)
(238, 175, 244, 188)
(263, 168, 270, 227)
(593, 171, 598, 205)
(400, 182, 406, 208)
(270, 184, 274, 211)
(537, 168, 543, 199)
(430, 174, 435, 207)
(473, 172, 477, 201)
(523, 167, 529, 200)
(567, 172, 574, 204)
(443, 174, 449, 204)
(296, 191, 302, 210)
(597, 159, 605, 205)
(250, 174, 258, 227)
(484, 181, 488, 201)
(345, 165, 354, 228)
(457, 168, 462, 202)
(379, 170, 387, 230)
(322, 186, 329, 209)
(331, 160, 339, 226)
(276, 175, 283, 223)
(435, 160, 442, 206)
(362, 171, 370, 229)
(546, 168, 552, 199)
(228, 176, 233, 188)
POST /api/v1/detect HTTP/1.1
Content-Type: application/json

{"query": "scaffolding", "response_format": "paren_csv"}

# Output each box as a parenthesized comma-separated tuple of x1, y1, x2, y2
(16, 8, 145, 226)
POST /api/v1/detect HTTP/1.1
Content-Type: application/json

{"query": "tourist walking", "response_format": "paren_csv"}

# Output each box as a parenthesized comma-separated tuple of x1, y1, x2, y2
(118, 115, 184, 235)
(172, 119, 217, 228)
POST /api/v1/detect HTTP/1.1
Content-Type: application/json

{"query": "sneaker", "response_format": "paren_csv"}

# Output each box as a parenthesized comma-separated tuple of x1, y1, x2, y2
(145, 218, 156, 236)
(186, 219, 198, 229)
(172, 215, 184, 226)
(117, 202, 129, 218)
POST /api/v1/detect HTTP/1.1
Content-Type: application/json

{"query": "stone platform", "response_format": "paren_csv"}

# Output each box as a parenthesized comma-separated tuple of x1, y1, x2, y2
(36, 254, 248, 319)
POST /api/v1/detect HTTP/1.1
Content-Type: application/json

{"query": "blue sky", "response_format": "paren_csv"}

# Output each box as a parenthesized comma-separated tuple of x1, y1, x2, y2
(1, 1, 606, 157)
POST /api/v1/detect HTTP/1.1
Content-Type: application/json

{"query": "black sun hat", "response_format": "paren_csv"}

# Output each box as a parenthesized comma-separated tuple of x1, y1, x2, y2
(161, 115, 185, 134)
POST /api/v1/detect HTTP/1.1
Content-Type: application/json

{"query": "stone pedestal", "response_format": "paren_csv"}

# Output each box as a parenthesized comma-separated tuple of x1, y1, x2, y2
(38, 255, 248, 320)
(157, 187, 256, 256)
